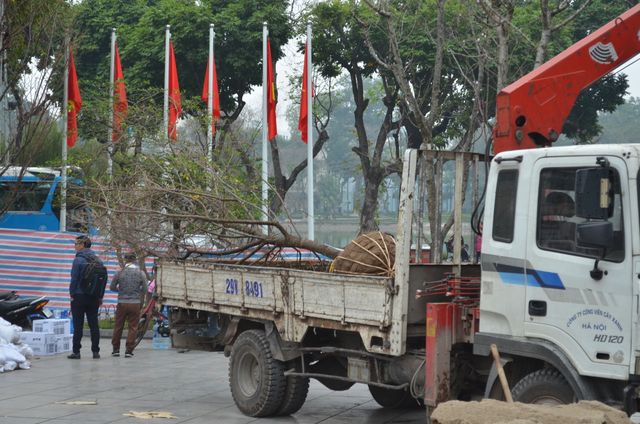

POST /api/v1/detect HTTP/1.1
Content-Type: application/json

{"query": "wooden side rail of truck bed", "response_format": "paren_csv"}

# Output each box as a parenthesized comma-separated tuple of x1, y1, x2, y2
(157, 260, 398, 354)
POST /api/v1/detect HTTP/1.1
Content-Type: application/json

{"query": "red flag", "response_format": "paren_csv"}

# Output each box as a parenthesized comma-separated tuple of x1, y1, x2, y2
(201, 55, 221, 136)
(67, 47, 82, 148)
(168, 40, 182, 141)
(112, 43, 128, 142)
(266, 39, 277, 141)
(298, 42, 313, 144)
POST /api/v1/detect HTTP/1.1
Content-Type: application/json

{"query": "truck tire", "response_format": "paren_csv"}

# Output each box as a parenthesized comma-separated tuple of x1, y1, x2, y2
(229, 329, 286, 417)
(276, 375, 310, 416)
(368, 385, 417, 408)
(511, 369, 575, 405)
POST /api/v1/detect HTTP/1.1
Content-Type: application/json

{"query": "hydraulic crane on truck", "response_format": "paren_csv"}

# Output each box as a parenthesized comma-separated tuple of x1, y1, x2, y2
(493, 4, 640, 154)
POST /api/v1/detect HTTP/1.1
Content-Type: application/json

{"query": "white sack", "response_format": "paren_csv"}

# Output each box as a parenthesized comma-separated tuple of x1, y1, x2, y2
(16, 343, 33, 359)
(0, 323, 21, 344)
(0, 344, 26, 364)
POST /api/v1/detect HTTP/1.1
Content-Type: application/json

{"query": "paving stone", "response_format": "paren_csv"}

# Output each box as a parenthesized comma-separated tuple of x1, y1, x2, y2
(0, 340, 425, 424)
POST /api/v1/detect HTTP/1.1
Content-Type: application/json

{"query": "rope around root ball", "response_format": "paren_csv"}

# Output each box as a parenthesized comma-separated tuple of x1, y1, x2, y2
(331, 231, 396, 277)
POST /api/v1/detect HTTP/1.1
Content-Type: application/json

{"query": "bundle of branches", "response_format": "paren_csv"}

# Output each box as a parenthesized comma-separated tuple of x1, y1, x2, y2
(331, 231, 396, 277)
(81, 145, 339, 264)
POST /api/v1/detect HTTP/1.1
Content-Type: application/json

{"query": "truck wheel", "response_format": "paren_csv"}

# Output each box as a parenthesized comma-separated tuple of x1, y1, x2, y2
(511, 369, 575, 405)
(229, 329, 286, 417)
(368, 385, 417, 408)
(276, 375, 309, 416)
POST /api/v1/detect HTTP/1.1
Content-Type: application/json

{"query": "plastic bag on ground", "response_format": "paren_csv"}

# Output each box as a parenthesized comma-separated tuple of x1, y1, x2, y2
(16, 343, 33, 360)
(0, 344, 26, 364)
(0, 322, 21, 344)
(0, 318, 33, 372)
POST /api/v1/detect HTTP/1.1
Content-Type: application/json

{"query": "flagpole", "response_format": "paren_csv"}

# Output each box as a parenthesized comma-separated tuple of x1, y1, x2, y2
(60, 36, 70, 232)
(208, 24, 214, 161)
(306, 22, 314, 241)
(107, 28, 115, 179)
(261, 22, 268, 235)
(163, 25, 170, 142)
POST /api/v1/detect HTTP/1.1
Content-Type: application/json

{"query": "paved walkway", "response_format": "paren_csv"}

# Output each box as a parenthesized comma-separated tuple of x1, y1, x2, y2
(0, 341, 425, 424)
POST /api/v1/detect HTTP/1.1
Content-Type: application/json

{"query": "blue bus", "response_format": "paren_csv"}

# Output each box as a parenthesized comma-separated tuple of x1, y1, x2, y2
(0, 167, 94, 233)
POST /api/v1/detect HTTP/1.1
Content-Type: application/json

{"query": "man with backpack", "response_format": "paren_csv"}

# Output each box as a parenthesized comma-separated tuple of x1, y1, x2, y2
(110, 253, 147, 358)
(68, 235, 107, 359)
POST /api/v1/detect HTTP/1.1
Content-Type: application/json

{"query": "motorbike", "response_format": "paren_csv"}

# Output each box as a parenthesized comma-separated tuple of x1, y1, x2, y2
(0, 291, 51, 328)
(0, 291, 18, 301)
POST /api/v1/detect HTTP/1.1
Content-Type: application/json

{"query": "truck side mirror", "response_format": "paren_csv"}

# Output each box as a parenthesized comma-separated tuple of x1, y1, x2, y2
(575, 167, 613, 219)
(576, 221, 614, 250)
(577, 221, 614, 281)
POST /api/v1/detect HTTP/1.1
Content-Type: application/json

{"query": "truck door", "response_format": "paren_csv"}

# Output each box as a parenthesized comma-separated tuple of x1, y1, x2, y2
(524, 156, 632, 379)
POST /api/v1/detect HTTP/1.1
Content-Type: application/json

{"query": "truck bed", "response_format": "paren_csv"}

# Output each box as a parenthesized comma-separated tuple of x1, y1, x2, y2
(157, 260, 396, 353)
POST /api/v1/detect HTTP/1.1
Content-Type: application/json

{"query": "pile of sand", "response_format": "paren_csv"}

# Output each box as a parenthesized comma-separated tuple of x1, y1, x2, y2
(331, 231, 395, 277)
(431, 399, 630, 424)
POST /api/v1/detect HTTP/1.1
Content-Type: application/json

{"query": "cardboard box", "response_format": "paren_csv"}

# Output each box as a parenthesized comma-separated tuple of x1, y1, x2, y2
(56, 335, 72, 353)
(20, 331, 57, 356)
(31, 340, 58, 356)
(32, 319, 71, 336)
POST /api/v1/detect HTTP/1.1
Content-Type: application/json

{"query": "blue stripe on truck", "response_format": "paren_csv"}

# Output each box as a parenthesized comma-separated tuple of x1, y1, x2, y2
(495, 263, 565, 290)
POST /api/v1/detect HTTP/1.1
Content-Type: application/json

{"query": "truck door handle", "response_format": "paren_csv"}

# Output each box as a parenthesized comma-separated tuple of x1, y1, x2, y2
(529, 300, 547, 317)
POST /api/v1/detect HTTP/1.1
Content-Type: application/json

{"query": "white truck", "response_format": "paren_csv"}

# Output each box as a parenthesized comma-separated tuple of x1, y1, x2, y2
(158, 142, 640, 416)
(156, 4, 640, 418)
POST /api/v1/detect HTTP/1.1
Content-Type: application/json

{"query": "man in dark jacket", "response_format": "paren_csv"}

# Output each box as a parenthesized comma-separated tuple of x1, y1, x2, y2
(110, 253, 147, 358)
(68, 235, 104, 359)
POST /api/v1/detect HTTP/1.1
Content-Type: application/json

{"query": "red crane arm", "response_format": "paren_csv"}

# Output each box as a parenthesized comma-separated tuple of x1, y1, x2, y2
(493, 4, 640, 155)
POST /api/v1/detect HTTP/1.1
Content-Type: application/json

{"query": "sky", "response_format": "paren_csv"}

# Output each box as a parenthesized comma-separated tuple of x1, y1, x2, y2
(620, 55, 640, 99)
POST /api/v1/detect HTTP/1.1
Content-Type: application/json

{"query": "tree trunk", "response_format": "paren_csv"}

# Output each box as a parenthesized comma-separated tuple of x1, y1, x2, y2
(269, 129, 329, 217)
(535, 0, 593, 69)
(535, 0, 551, 68)
(359, 171, 383, 233)
(496, 2, 514, 91)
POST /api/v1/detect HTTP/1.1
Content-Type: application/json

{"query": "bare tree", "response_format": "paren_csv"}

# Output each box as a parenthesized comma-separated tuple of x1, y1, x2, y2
(1, 0, 71, 168)
(362, 0, 487, 257)
(269, 73, 333, 218)
(353, 74, 403, 233)
(84, 143, 339, 263)
(306, 1, 408, 233)
(477, 0, 515, 92)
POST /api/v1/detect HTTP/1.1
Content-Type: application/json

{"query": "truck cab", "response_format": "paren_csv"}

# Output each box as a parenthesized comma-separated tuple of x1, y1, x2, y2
(477, 144, 640, 408)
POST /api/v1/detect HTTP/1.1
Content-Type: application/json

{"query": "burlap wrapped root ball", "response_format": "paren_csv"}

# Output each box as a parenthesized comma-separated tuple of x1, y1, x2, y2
(331, 231, 396, 277)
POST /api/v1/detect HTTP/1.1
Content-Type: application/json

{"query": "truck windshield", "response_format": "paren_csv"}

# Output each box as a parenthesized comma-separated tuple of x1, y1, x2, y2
(0, 182, 52, 212)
